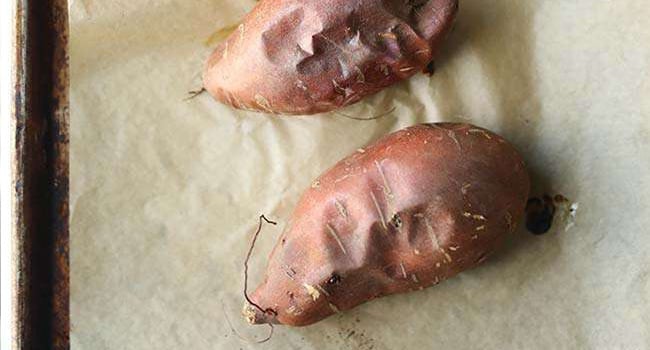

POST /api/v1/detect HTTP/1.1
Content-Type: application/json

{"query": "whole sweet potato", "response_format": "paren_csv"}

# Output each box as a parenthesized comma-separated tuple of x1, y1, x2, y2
(244, 123, 530, 326)
(204, 0, 458, 114)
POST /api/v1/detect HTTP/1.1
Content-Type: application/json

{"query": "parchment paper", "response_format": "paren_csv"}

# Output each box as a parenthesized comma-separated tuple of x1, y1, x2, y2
(70, 0, 650, 349)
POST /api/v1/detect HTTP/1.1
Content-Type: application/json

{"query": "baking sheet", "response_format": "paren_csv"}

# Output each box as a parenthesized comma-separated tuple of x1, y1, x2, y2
(70, 0, 650, 349)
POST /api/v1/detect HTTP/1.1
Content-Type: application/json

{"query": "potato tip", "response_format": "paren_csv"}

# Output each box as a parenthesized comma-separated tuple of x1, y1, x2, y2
(242, 303, 278, 325)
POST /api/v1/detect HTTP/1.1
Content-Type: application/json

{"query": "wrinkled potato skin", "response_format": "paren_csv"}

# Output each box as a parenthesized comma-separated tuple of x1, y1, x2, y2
(245, 123, 530, 326)
(204, 0, 458, 114)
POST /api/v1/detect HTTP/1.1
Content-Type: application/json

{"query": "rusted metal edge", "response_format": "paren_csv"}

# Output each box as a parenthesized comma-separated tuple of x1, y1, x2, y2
(13, 0, 69, 348)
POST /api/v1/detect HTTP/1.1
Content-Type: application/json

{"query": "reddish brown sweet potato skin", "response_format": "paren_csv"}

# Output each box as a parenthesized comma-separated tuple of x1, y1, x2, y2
(244, 123, 530, 326)
(204, 0, 458, 114)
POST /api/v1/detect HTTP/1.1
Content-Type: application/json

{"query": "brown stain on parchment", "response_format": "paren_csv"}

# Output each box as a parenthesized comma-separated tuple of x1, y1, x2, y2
(204, 23, 240, 47)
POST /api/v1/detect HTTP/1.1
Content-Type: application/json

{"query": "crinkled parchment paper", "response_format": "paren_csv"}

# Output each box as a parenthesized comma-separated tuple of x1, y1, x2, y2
(70, 0, 650, 348)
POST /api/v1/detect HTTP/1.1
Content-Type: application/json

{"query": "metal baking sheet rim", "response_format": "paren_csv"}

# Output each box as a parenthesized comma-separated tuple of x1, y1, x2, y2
(11, 0, 69, 348)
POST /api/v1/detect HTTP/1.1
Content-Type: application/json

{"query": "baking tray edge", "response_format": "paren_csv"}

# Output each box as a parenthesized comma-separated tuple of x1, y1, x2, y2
(12, 0, 69, 348)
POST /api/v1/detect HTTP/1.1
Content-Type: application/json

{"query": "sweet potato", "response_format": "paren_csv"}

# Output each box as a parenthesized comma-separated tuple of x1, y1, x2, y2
(243, 123, 530, 326)
(203, 0, 458, 115)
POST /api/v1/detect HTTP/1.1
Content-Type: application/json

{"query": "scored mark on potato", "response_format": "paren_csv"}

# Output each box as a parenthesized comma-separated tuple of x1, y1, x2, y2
(447, 130, 462, 150)
(468, 129, 492, 139)
(334, 174, 351, 183)
(463, 212, 486, 221)
(431, 124, 462, 150)
(334, 199, 349, 220)
(375, 160, 394, 201)
(326, 223, 348, 255)
(287, 305, 304, 316)
(328, 302, 340, 313)
(370, 191, 388, 232)
(399, 262, 408, 278)
(254, 94, 272, 112)
(424, 217, 452, 263)
(375, 160, 403, 233)
(283, 265, 297, 280)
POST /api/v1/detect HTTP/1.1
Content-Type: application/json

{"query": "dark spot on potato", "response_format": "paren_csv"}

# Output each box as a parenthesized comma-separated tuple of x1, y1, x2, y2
(424, 60, 435, 76)
(390, 213, 402, 228)
(408, 0, 427, 8)
(327, 273, 341, 285)
(525, 196, 556, 235)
